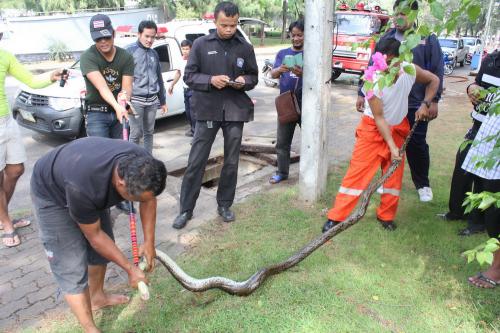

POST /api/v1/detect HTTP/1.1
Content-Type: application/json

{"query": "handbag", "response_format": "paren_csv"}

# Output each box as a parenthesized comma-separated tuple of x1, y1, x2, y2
(275, 78, 301, 124)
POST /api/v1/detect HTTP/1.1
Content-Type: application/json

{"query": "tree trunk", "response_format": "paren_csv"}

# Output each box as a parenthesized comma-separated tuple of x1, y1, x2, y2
(281, 0, 288, 43)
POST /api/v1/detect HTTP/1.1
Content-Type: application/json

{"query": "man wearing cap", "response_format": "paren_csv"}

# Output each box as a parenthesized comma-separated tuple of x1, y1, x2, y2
(80, 14, 134, 139)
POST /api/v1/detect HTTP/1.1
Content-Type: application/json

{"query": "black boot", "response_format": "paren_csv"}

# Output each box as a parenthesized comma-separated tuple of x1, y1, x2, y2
(173, 211, 193, 229)
(217, 206, 235, 222)
(322, 220, 340, 233)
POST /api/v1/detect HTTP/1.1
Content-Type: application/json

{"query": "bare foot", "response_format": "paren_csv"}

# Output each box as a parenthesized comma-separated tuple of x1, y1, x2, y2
(91, 293, 130, 311)
(468, 272, 499, 289)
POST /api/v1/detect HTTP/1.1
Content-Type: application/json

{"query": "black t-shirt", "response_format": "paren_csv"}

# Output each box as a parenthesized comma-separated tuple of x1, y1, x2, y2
(474, 51, 500, 114)
(32, 137, 148, 224)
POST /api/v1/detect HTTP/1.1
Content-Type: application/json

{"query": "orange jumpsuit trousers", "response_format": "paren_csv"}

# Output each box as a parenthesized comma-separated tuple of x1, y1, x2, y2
(327, 115, 410, 223)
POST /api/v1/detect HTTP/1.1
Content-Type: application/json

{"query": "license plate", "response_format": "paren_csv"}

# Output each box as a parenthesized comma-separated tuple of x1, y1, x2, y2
(19, 109, 36, 123)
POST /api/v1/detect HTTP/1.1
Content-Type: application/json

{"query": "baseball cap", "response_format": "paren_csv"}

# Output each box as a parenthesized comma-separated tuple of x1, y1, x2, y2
(89, 14, 114, 41)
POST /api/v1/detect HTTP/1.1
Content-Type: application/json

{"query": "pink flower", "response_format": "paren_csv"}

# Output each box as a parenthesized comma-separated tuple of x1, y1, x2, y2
(364, 67, 376, 82)
(371, 52, 388, 71)
(365, 90, 374, 100)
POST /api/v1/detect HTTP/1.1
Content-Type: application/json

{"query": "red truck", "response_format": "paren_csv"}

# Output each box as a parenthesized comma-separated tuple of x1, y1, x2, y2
(331, 2, 390, 81)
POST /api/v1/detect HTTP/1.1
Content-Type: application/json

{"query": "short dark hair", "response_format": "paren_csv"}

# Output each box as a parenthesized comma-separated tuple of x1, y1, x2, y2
(138, 20, 157, 33)
(288, 20, 304, 33)
(393, 0, 419, 11)
(375, 38, 401, 57)
(180, 39, 192, 48)
(117, 155, 167, 197)
(214, 1, 239, 19)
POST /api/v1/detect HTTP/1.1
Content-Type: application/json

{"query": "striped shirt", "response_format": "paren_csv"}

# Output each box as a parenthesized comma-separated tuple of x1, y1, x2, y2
(462, 112, 500, 180)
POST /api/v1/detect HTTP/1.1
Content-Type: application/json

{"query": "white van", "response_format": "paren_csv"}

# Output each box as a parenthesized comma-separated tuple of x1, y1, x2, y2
(157, 19, 251, 44)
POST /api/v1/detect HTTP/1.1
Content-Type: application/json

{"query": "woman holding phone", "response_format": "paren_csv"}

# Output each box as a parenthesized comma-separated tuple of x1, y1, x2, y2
(269, 19, 304, 184)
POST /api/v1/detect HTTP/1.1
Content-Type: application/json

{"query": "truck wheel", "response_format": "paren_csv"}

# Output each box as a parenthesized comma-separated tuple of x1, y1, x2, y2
(331, 70, 341, 82)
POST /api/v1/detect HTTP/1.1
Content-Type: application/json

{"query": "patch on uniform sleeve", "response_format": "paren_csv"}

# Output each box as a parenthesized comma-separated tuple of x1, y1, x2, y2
(236, 57, 244, 68)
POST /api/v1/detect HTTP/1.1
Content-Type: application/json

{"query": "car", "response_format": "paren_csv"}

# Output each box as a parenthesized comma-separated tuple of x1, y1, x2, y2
(462, 36, 482, 64)
(14, 36, 187, 139)
(438, 37, 469, 67)
(157, 17, 251, 44)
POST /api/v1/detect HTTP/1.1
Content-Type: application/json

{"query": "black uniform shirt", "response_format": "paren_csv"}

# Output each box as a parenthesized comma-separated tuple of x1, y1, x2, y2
(183, 31, 259, 122)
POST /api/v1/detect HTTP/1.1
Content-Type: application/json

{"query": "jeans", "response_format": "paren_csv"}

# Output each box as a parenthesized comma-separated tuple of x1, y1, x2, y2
(179, 120, 244, 212)
(85, 111, 122, 139)
(129, 101, 157, 153)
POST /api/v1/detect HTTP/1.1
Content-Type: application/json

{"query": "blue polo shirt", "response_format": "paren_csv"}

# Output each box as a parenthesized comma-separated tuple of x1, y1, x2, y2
(273, 47, 303, 105)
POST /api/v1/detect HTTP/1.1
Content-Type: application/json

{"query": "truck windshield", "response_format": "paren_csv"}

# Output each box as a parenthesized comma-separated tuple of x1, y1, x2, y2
(439, 39, 458, 48)
(336, 14, 381, 36)
(463, 38, 476, 46)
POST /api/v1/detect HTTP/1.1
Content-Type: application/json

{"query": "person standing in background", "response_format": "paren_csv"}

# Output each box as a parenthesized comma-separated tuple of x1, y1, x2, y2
(126, 20, 168, 153)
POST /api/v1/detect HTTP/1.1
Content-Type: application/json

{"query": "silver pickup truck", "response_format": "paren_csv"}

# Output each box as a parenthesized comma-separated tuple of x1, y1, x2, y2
(438, 37, 470, 67)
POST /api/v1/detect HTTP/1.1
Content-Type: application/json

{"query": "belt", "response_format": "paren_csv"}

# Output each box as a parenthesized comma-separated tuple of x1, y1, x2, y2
(86, 104, 110, 113)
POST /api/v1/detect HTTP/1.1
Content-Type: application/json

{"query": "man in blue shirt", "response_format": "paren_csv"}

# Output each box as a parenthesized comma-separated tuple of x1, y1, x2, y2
(357, 0, 444, 202)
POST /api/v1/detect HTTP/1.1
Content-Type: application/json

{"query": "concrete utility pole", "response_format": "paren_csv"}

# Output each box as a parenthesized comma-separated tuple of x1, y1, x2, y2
(299, 0, 334, 202)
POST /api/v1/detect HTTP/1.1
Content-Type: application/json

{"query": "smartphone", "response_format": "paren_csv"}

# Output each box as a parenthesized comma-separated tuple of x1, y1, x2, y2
(59, 69, 68, 87)
(227, 80, 245, 87)
(283, 55, 295, 68)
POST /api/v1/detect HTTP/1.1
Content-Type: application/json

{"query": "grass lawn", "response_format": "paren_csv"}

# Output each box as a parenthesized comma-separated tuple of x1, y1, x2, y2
(29, 96, 499, 332)
(251, 36, 290, 48)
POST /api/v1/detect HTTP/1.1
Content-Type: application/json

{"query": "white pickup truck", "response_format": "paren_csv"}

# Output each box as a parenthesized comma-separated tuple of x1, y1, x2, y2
(438, 37, 469, 67)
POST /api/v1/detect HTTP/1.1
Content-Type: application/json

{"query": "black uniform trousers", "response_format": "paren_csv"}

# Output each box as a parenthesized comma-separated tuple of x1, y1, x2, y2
(469, 177, 500, 239)
(447, 121, 482, 219)
(180, 120, 244, 213)
(406, 107, 430, 189)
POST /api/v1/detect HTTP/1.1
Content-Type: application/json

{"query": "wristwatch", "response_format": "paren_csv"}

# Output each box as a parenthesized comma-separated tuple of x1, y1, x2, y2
(421, 100, 431, 108)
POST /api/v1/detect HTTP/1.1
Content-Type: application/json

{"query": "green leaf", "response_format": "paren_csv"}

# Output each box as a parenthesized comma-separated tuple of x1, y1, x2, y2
(405, 33, 422, 50)
(486, 238, 500, 245)
(430, 1, 445, 20)
(477, 251, 488, 265)
(403, 64, 415, 76)
(484, 242, 500, 253)
(417, 25, 430, 37)
(478, 196, 496, 210)
(478, 251, 494, 265)
(467, 5, 481, 21)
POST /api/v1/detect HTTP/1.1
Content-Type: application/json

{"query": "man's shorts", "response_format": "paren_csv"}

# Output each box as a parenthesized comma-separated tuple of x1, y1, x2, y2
(0, 116, 27, 171)
(31, 191, 115, 294)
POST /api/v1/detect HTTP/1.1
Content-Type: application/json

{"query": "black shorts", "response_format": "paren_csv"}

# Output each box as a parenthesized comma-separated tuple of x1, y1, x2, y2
(31, 193, 114, 294)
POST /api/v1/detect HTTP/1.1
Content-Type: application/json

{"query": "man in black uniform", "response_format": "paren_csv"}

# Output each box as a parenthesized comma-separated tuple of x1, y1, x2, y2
(172, 1, 258, 229)
(31, 137, 166, 333)
(438, 51, 500, 235)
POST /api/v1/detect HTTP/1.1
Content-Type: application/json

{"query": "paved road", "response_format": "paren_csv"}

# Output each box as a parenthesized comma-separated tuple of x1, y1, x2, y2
(0, 53, 472, 331)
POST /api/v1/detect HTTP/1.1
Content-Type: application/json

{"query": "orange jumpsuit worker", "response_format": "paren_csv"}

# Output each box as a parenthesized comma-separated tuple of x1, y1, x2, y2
(322, 38, 440, 233)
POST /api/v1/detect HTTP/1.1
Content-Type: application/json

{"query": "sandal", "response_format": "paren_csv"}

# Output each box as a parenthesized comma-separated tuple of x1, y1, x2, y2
(269, 174, 287, 184)
(468, 272, 498, 289)
(0, 218, 31, 230)
(2, 229, 21, 248)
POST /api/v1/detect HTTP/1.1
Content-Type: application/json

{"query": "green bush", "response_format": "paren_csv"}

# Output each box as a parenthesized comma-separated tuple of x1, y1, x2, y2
(47, 39, 72, 62)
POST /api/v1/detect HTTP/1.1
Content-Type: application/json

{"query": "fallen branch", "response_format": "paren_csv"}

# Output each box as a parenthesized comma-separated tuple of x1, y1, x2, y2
(155, 122, 419, 296)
